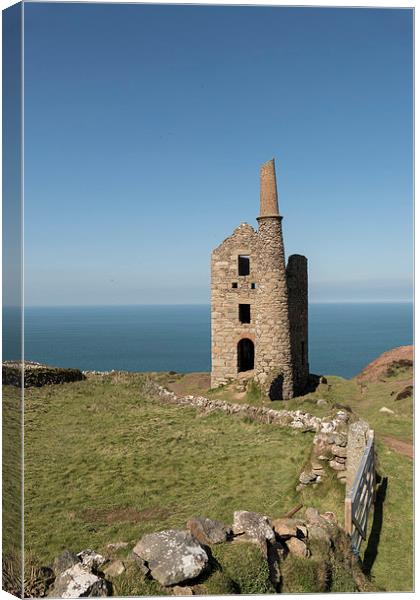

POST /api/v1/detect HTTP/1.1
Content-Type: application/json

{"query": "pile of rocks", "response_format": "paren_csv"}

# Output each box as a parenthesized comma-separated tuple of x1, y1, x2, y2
(48, 549, 111, 597)
(40, 507, 364, 597)
(130, 508, 345, 593)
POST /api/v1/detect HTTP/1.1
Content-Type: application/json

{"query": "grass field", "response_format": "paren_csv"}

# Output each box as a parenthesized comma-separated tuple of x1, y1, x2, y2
(18, 361, 413, 593)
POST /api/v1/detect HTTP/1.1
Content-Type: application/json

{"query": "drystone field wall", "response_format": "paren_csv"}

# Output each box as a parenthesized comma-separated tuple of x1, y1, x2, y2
(151, 383, 357, 489)
(2, 361, 86, 388)
(211, 224, 259, 388)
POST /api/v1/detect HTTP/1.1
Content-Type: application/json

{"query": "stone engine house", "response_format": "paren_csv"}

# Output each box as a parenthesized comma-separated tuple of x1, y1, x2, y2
(211, 158, 309, 400)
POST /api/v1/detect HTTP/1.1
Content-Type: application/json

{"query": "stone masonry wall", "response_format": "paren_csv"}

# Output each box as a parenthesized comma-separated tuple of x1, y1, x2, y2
(287, 254, 309, 395)
(255, 216, 294, 399)
(211, 224, 259, 388)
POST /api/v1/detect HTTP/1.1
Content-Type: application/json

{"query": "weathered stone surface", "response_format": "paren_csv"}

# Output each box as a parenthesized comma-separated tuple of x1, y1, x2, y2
(346, 420, 370, 493)
(299, 471, 317, 484)
(272, 518, 298, 538)
(321, 512, 337, 525)
(286, 537, 310, 558)
(133, 530, 208, 586)
(53, 550, 80, 575)
(186, 517, 231, 545)
(172, 585, 194, 596)
(331, 444, 347, 458)
(232, 511, 275, 543)
(327, 432, 347, 447)
(50, 563, 110, 598)
(104, 560, 125, 578)
(329, 459, 346, 471)
(272, 518, 307, 539)
(77, 549, 106, 571)
(317, 398, 328, 407)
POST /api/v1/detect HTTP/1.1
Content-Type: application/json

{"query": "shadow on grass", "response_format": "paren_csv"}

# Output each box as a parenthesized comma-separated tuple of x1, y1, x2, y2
(362, 475, 388, 576)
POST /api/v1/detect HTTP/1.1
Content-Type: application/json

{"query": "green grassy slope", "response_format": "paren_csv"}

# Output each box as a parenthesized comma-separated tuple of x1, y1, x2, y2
(19, 360, 413, 594)
(23, 373, 312, 564)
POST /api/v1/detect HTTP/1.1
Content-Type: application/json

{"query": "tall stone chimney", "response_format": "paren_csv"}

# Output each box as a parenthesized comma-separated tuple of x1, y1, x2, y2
(255, 159, 294, 399)
(259, 158, 280, 217)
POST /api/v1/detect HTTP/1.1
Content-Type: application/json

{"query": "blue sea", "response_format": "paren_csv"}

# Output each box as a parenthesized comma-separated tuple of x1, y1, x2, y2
(3, 303, 413, 379)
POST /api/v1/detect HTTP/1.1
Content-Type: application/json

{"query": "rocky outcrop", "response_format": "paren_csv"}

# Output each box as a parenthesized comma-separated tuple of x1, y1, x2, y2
(355, 345, 413, 383)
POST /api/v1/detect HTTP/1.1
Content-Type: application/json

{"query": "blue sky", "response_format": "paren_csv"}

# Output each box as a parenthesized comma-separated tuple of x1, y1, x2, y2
(23, 3, 413, 305)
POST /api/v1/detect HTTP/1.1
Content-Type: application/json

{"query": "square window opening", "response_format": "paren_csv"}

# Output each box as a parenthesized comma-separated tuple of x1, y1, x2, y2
(239, 304, 251, 324)
(232, 282, 238, 289)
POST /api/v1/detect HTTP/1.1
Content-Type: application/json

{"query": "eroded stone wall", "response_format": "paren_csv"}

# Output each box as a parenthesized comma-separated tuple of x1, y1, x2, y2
(287, 254, 309, 395)
(211, 224, 259, 387)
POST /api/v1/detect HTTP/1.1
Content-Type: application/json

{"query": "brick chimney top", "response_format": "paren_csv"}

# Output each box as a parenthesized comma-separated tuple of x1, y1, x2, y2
(259, 158, 280, 218)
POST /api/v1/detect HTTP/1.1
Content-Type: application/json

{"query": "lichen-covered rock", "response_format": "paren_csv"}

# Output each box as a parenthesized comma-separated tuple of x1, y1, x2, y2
(186, 517, 231, 545)
(272, 518, 307, 539)
(133, 530, 208, 586)
(232, 511, 275, 544)
(272, 518, 298, 538)
(53, 550, 80, 575)
(327, 432, 347, 447)
(286, 537, 311, 558)
(77, 549, 106, 571)
(299, 471, 317, 484)
(331, 444, 347, 458)
(50, 563, 110, 597)
(329, 459, 346, 471)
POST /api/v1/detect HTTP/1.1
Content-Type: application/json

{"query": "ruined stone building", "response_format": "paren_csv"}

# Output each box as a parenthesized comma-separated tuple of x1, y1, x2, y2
(211, 159, 309, 400)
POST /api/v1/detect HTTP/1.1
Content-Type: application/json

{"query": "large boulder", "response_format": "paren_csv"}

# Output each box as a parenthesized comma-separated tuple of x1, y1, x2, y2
(133, 529, 208, 586)
(232, 511, 275, 548)
(50, 563, 110, 597)
(186, 517, 232, 545)
(53, 550, 80, 575)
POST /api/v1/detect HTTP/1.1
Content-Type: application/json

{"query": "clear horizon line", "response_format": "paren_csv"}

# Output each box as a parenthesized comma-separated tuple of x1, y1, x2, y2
(5, 299, 414, 309)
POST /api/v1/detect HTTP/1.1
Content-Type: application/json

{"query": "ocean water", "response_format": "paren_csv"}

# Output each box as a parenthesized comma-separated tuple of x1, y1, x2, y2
(3, 303, 413, 379)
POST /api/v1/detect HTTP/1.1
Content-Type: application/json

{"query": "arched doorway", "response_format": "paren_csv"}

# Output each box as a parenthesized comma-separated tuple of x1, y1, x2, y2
(237, 338, 254, 372)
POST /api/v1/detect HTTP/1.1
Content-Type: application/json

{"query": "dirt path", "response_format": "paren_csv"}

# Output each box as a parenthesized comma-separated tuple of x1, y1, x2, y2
(381, 435, 413, 459)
